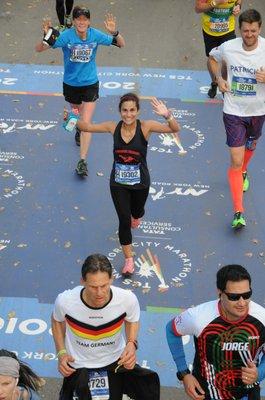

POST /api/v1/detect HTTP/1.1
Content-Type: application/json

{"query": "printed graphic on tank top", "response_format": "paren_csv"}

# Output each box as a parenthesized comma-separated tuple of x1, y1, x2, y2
(203, 4, 236, 36)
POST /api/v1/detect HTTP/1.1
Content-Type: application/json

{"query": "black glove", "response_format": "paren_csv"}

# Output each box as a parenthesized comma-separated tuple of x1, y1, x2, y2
(43, 27, 60, 46)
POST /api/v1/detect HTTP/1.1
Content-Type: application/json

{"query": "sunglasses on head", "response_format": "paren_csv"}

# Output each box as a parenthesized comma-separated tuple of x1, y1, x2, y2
(73, 8, 90, 19)
(223, 289, 252, 301)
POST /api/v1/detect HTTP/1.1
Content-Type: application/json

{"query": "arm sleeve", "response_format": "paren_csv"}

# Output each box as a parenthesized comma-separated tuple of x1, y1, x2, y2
(125, 291, 140, 322)
(166, 320, 188, 371)
(53, 292, 66, 322)
(258, 353, 265, 382)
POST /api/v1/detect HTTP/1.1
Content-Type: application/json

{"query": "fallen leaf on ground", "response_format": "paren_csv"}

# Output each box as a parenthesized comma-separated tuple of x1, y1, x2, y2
(245, 252, 253, 258)
(8, 311, 16, 319)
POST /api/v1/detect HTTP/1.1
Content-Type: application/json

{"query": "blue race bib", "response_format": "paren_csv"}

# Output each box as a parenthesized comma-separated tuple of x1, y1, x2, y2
(115, 163, 141, 185)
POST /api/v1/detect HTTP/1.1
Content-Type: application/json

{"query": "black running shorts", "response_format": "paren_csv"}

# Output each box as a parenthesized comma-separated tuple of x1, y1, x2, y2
(203, 30, 236, 57)
(63, 81, 99, 105)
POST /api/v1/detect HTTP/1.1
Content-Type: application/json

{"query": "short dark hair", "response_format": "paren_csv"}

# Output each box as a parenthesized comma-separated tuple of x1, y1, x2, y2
(81, 254, 112, 280)
(72, 6, 90, 20)
(239, 9, 262, 28)
(119, 93, 140, 111)
(216, 264, 251, 292)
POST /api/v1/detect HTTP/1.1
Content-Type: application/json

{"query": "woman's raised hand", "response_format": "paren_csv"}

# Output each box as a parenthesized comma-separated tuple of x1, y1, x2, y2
(151, 97, 170, 118)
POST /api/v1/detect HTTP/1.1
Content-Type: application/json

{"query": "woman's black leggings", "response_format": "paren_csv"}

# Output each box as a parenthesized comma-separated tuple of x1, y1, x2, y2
(110, 186, 150, 245)
(56, 0, 74, 25)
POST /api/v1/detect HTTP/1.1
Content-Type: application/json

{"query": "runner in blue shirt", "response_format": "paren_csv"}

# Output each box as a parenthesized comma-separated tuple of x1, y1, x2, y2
(36, 6, 125, 177)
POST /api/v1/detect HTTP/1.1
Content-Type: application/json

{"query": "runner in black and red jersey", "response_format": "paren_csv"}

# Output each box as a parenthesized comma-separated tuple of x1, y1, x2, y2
(166, 264, 265, 400)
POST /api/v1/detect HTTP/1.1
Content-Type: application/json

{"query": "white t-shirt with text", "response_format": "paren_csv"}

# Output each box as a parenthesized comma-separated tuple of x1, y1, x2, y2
(210, 37, 265, 116)
(53, 285, 140, 368)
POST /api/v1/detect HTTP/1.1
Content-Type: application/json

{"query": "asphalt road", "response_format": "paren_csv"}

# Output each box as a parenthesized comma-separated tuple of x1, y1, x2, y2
(1, 0, 265, 399)
(1, 0, 263, 71)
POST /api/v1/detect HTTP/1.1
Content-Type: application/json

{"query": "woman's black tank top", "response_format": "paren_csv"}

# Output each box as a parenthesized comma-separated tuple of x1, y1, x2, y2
(110, 119, 150, 189)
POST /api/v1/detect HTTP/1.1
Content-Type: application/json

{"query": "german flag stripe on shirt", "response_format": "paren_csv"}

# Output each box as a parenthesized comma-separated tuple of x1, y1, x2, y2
(65, 312, 126, 340)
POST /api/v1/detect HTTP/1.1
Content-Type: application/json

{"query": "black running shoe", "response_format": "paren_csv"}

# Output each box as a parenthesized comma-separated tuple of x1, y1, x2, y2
(75, 128, 80, 146)
(76, 159, 88, 177)
(64, 14, 72, 28)
(208, 82, 218, 99)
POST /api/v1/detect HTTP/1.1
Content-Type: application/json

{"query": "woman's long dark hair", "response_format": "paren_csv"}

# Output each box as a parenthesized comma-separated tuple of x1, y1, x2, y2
(0, 349, 42, 391)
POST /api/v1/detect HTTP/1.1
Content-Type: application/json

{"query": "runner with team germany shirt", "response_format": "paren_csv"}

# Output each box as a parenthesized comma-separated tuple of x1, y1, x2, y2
(35, 6, 125, 178)
(166, 264, 265, 400)
(52, 253, 140, 399)
(208, 9, 265, 229)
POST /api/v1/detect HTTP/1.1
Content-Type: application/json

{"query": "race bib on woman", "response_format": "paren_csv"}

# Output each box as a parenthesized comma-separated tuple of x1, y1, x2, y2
(70, 43, 94, 62)
(115, 163, 141, 185)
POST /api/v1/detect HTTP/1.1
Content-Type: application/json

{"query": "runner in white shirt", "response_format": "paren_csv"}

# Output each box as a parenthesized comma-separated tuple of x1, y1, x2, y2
(52, 253, 140, 399)
(209, 9, 265, 229)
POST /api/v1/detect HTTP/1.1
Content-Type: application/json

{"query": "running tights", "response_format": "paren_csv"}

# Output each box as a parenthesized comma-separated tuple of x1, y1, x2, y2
(110, 186, 149, 245)
(56, 0, 74, 25)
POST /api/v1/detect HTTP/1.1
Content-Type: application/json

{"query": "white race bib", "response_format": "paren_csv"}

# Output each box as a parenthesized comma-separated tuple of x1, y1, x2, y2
(70, 44, 93, 63)
(89, 370, 109, 400)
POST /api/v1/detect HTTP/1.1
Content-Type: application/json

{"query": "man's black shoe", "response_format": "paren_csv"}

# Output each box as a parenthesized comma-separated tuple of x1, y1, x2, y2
(208, 82, 218, 99)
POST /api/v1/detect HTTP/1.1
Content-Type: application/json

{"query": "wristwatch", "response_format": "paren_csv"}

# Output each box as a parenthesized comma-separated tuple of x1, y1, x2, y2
(176, 369, 191, 381)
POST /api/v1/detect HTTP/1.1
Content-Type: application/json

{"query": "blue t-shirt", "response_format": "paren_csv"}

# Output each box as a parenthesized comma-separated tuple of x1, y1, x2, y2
(53, 27, 113, 86)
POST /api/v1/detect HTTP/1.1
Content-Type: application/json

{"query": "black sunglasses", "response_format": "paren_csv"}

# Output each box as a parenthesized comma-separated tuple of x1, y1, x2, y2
(223, 289, 252, 301)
